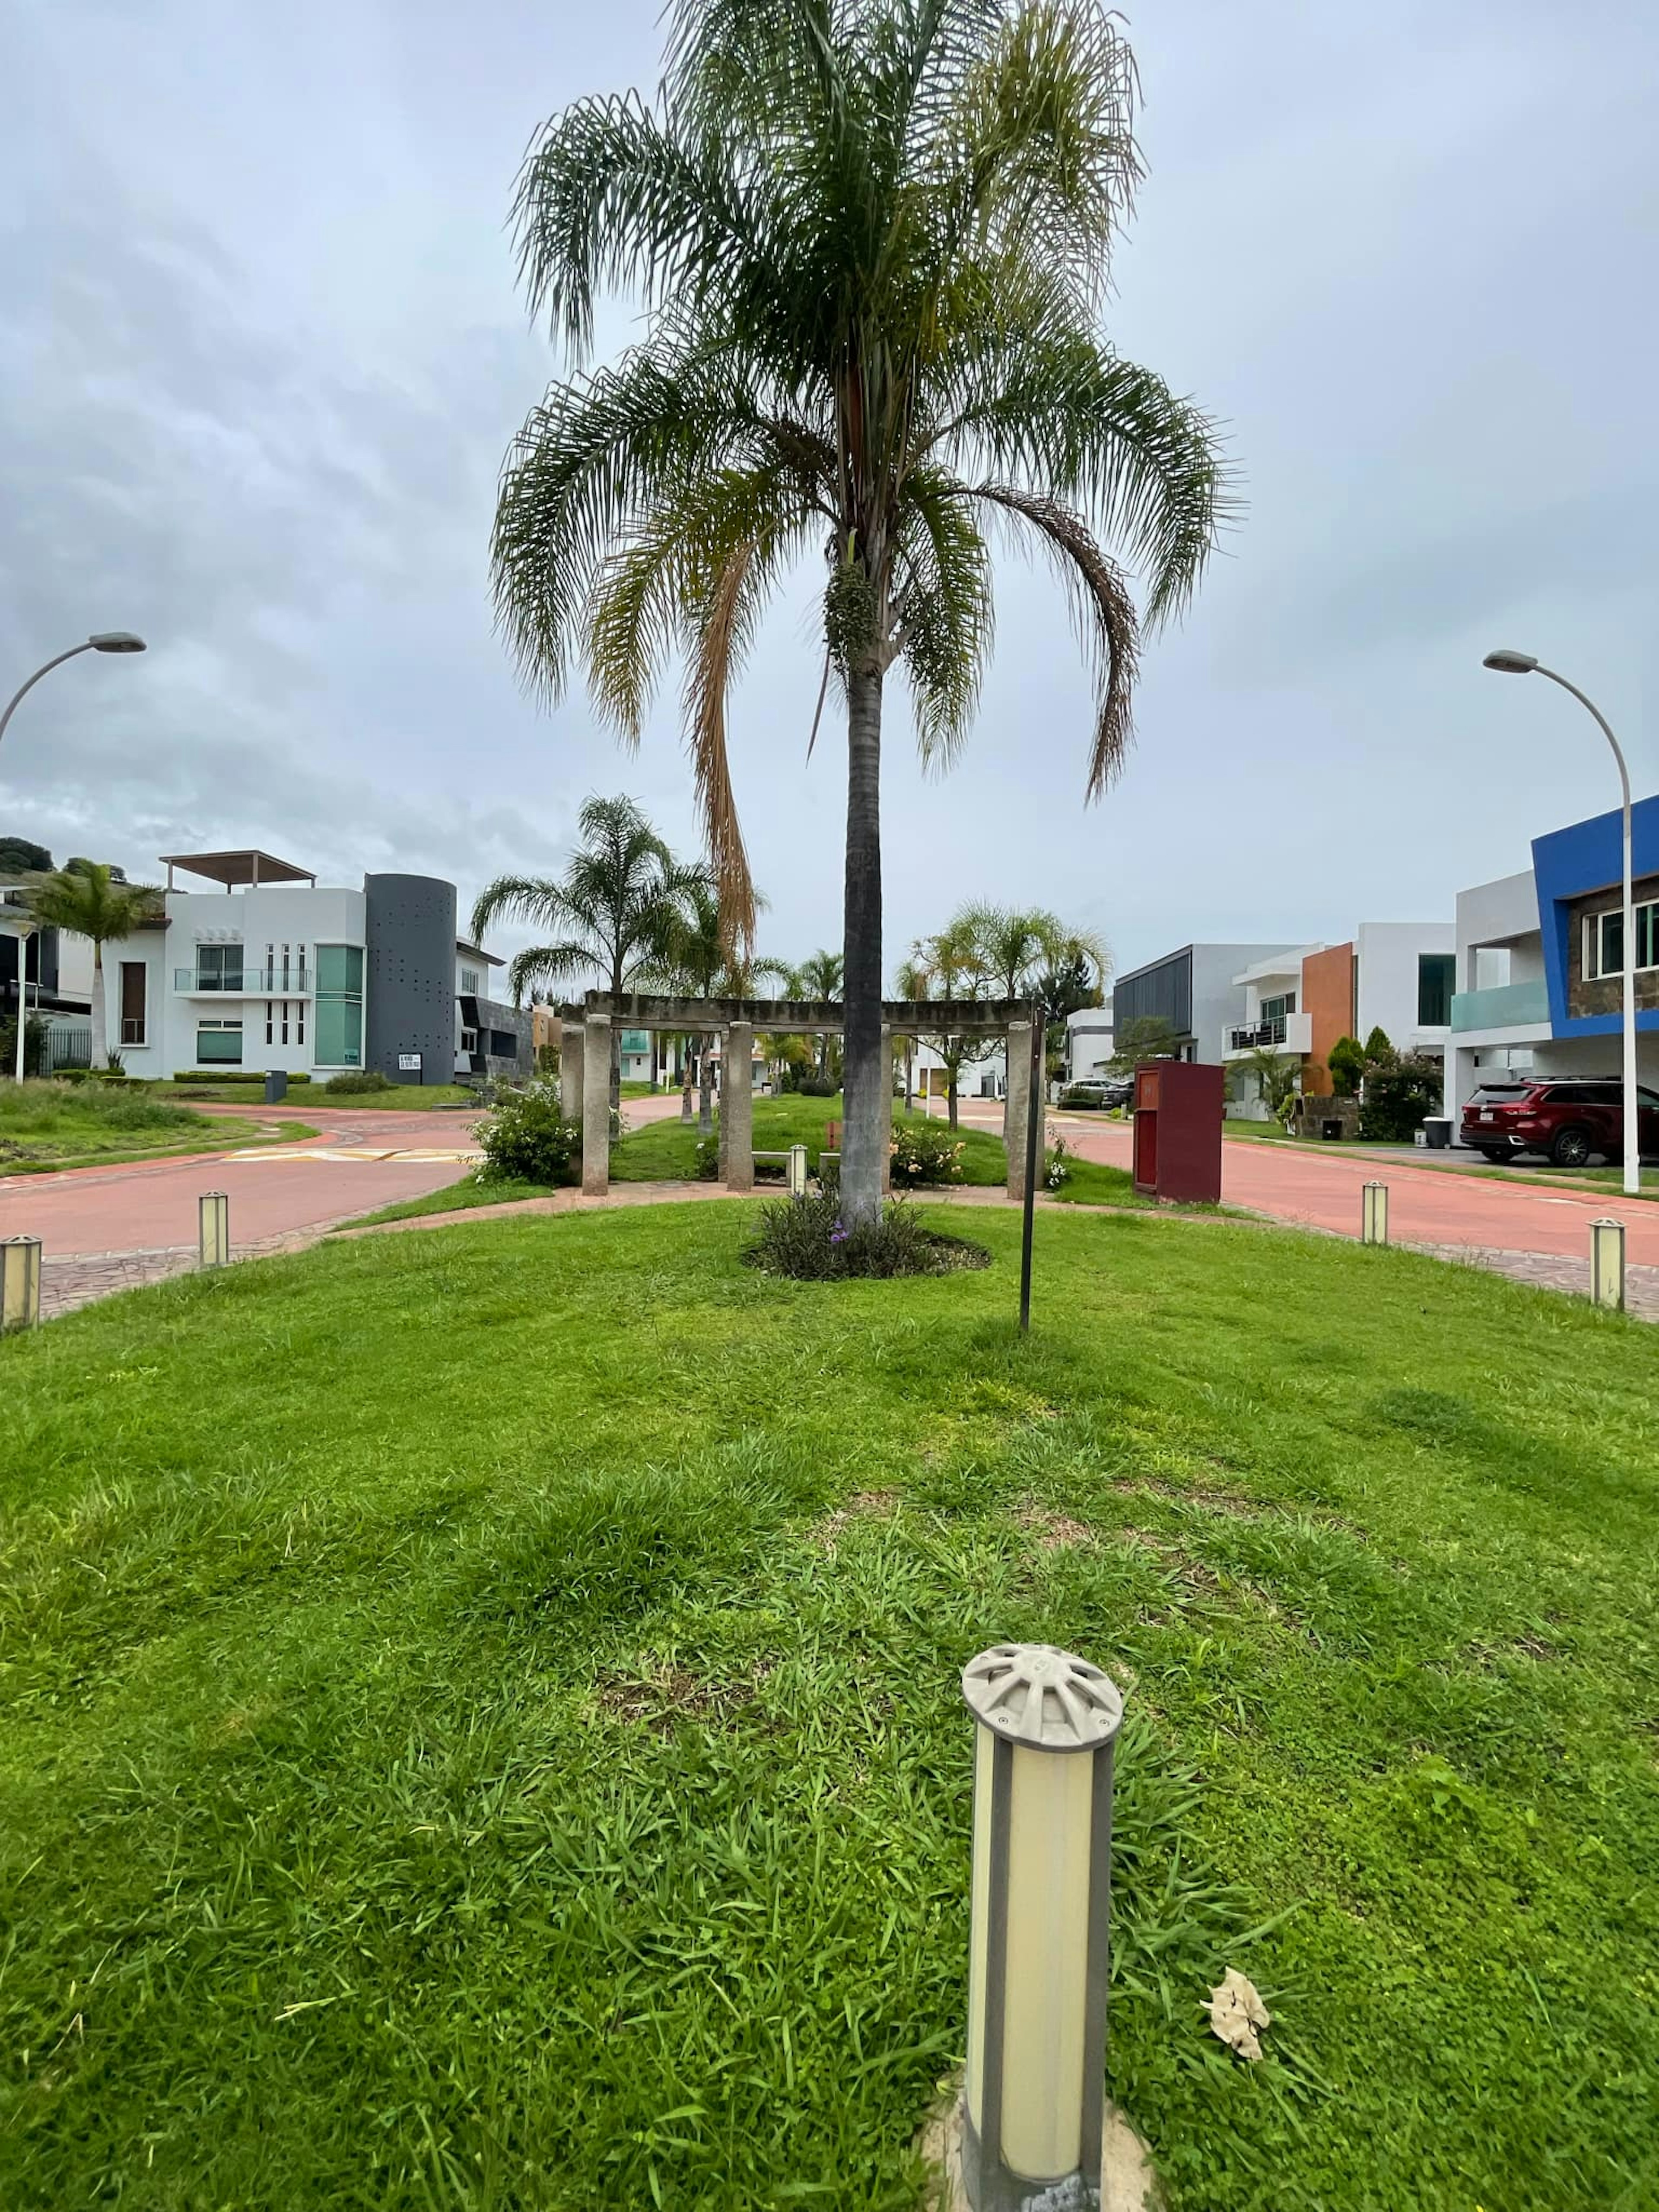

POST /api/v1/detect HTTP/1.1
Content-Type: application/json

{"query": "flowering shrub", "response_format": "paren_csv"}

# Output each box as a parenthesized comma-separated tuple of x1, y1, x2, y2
(889, 1122, 965, 1185)
(746, 1190, 989, 1279)
(694, 1131, 721, 1180)
(1044, 1126, 1072, 1190)
(475, 1077, 582, 1185)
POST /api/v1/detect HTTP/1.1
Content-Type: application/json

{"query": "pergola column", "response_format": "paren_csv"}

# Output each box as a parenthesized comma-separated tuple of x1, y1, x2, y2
(559, 1016, 584, 1122)
(1005, 1018, 1034, 1202)
(880, 1027, 893, 1193)
(725, 1021, 754, 1192)
(582, 1012, 610, 1196)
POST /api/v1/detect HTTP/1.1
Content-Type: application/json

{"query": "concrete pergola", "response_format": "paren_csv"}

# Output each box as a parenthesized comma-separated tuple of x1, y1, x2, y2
(559, 993, 1042, 1200)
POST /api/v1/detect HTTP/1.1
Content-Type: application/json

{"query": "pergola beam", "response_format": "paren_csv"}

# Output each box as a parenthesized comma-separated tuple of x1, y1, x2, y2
(578, 992, 1037, 1036)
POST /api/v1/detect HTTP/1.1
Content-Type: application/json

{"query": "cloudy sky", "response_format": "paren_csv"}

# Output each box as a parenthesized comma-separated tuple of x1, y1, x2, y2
(3, 0, 1654, 983)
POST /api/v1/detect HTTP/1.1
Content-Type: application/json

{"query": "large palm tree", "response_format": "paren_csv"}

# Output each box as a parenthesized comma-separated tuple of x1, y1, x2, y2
(493, 0, 1229, 1220)
(471, 794, 702, 1106)
(22, 863, 158, 1068)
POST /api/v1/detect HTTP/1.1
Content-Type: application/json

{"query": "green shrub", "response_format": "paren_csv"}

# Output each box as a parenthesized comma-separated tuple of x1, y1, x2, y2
(475, 1078, 581, 1185)
(745, 1189, 989, 1280)
(323, 1069, 392, 1095)
(693, 1131, 721, 1180)
(1358, 1052, 1443, 1142)
(171, 1070, 311, 1085)
(888, 1121, 965, 1186)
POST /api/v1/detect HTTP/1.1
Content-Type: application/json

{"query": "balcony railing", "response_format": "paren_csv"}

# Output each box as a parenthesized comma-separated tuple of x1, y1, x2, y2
(1449, 978, 1549, 1034)
(1228, 1018, 1287, 1051)
(175, 967, 313, 995)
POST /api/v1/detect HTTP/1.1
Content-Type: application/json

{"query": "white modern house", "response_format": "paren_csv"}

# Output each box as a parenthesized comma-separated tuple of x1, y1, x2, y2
(49, 849, 530, 1085)
(1220, 922, 1455, 1116)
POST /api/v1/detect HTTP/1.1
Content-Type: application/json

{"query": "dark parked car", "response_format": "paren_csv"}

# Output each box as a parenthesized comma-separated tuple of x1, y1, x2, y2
(1461, 1077, 1659, 1166)
(1060, 1077, 1132, 1110)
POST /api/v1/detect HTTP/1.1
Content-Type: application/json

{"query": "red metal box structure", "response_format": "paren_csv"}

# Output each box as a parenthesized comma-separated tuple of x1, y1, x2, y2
(1131, 1060, 1224, 1204)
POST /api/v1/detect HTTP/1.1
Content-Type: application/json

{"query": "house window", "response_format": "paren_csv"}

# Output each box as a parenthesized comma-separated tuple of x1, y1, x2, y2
(1584, 902, 1659, 980)
(197, 1019, 243, 1065)
(1260, 992, 1296, 1023)
(195, 942, 244, 991)
(489, 1028, 517, 1057)
(460, 965, 481, 994)
(1417, 952, 1455, 1027)
(265, 1001, 274, 1046)
(461, 1027, 478, 1054)
(314, 944, 364, 1065)
(119, 961, 146, 1046)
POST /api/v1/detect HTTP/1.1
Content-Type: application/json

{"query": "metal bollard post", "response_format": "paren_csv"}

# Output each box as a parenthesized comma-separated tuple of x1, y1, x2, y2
(1590, 1217, 1626, 1311)
(959, 1643, 1124, 2212)
(787, 1143, 808, 1198)
(1361, 1181, 1389, 1246)
(198, 1191, 231, 1268)
(0, 1235, 43, 1332)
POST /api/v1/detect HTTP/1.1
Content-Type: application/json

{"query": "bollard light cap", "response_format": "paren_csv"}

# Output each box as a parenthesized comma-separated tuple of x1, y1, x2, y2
(962, 1642, 1123, 1752)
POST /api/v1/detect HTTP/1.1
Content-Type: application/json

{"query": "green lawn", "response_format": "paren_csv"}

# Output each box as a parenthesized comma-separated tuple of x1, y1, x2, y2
(613, 1090, 1010, 1184)
(3, 1203, 1656, 2209)
(152, 1082, 479, 1111)
(0, 1079, 315, 1175)
(346, 1172, 550, 1227)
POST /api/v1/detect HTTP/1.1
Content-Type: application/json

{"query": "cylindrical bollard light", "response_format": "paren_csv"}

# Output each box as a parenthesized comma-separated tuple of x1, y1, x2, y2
(1591, 1217, 1626, 1311)
(961, 1643, 1124, 2212)
(0, 1235, 43, 1332)
(1361, 1181, 1389, 1246)
(787, 1143, 808, 1198)
(198, 1191, 231, 1268)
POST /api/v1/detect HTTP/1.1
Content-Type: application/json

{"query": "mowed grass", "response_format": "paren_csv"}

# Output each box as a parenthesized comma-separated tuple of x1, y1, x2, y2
(4, 1206, 1659, 2209)
(0, 1078, 310, 1173)
(613, 1090, 1008, 1185)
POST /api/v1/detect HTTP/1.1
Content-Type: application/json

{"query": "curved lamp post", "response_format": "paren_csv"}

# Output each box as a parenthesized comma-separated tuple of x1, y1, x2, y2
(1483, 650, 1640, 1198)
(0, 632, 147, 751)
(1, 634, 145, 1077)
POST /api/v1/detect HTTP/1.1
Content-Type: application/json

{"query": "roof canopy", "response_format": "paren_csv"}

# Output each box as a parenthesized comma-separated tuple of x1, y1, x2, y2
(159, 849, 317, 890)
(455, 938, 504, 967)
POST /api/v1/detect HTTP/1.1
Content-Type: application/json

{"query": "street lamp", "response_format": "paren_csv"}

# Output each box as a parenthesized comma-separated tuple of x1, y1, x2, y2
(1483, 650, 1640, 1198)
(0, 632, 147, 750)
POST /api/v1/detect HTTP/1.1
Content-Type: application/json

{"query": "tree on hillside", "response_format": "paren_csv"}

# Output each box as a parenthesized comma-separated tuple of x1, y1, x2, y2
(0, 837, 52, 878)
(22, 863, 159, 1067)
(492, 0, 1229, 1221)
(471, 795, 703, 1108)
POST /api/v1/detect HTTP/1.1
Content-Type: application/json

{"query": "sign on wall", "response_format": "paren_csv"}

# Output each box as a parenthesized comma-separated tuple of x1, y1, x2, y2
(398, 1052, 422, 1071)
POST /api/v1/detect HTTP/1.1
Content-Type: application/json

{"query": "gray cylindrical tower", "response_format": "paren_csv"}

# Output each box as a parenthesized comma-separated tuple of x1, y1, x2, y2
(363, 874, 457, 1085)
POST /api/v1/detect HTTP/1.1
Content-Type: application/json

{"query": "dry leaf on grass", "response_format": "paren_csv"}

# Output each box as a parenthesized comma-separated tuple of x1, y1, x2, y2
(1209, 1968, 1272, 2061)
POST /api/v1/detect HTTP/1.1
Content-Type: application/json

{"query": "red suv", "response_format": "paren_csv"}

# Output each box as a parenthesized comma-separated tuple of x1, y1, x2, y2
(1462, 1077, 1659, 1166)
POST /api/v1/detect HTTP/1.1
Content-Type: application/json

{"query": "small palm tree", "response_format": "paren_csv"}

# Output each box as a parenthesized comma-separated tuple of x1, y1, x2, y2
(652, 876, 778, 1128)
(492, 0, 1229, 1221)
(908, 918, 993, 1130)
(471, 795, 701, 1107)
(22, 863, 158, 1068)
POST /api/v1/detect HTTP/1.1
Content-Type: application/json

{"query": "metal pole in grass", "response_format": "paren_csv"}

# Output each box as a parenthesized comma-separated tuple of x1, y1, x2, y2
(1591, 1217, 1626, 1311)
(1361, 1181, 1389, 1246)
(958, 1643, 1124, 2212)
(0, 1235, 42, 1330)
(1019, 1016, 1042, 1332)
(198, 1191, 230, 1268)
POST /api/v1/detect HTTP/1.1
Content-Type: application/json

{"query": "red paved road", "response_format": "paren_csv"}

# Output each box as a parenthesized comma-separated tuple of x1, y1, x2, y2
(0, 1105, 483, 1259)
(1047, 1112, 1659, 1265)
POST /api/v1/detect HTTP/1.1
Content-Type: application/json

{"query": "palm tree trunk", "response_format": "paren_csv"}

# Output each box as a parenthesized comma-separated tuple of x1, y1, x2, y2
(947, 1064, 960, 1131)
(840, 664, 885, 1225)
(698, 1036, 713, 1134)
(90, 941, 107, 1068)
(680, 1039, 694, 1123)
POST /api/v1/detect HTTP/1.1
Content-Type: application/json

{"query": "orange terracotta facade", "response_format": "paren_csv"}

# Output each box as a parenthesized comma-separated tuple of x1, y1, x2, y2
(1300, 942, 1356, 1095)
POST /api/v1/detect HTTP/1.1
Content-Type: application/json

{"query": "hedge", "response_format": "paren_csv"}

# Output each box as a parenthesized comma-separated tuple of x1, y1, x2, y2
(170, 1070, 313, 1085)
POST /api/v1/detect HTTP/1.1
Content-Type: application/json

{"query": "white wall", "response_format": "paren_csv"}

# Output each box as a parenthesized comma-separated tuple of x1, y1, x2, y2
(80, 884, 366, 1075)
(1354, 921, 1455, 1053)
